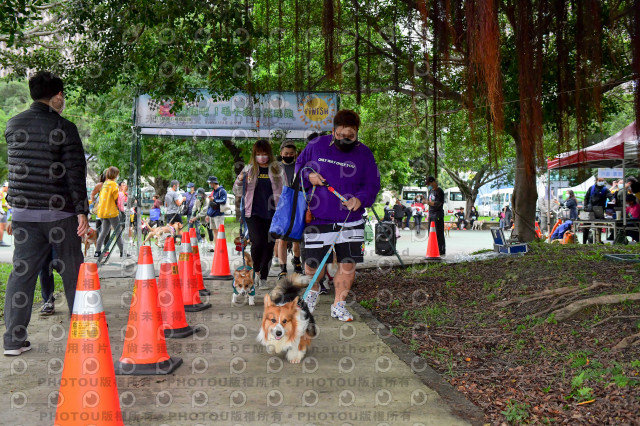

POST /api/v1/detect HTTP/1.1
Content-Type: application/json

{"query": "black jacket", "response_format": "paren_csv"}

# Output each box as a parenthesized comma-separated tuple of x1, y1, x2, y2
(392, 204, 405, 219)
(5, 102, 89, 215)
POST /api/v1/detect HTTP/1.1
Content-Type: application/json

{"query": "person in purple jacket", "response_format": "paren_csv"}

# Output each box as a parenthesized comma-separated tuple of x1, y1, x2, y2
(296, 110, 381, 322)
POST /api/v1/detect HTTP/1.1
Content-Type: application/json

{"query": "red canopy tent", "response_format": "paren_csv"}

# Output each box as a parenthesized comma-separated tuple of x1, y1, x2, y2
(547, 121, 639, 170)
(546, 121, 639, 231)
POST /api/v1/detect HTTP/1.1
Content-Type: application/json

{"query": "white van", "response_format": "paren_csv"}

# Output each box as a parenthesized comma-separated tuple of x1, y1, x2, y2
(488, 188, 513, 217)
(443, 187, 467, 214)
(400, 186, 429, 207)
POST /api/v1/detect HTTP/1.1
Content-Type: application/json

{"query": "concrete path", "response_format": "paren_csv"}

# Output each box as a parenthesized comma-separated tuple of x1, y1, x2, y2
(1, 254, 484, 425)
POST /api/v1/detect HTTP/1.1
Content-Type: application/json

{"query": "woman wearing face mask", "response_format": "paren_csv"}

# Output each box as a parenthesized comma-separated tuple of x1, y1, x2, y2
(233, 140, 284, 289)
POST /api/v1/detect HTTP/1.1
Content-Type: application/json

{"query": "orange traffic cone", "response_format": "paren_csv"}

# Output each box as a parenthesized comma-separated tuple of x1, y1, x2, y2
(114, 245, 182, 375)
(158, 237, 197, 338)
(189, 227, 210, 296)
(55, 263, 123, 425)
(425, 221, 441, 260)
(179, 231, 211, 312)
(205, 224, 233, 280)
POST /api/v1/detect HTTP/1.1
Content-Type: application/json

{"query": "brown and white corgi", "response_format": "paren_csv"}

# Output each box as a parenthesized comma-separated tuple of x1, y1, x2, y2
(257, 274, 317, 364)
(232, 252, 255, 306)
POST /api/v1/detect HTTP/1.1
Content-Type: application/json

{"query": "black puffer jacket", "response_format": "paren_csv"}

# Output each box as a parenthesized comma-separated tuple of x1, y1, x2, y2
(5, 102, 89, 215)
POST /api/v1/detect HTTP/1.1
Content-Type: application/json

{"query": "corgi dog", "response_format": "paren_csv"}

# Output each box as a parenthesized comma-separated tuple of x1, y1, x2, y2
(143, 221, 184, 247)
(257, 274, 317, 364)
(232, 252, 255, 306)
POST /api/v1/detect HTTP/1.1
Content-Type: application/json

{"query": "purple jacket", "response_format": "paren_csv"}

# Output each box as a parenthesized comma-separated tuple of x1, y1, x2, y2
(295, 134, 381, 225)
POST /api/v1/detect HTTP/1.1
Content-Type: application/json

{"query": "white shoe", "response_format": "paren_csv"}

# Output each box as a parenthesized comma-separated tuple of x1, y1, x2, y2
(331, 302, 354, 322)
(404, 227, 410, 231)
(4, 341, 32, 356)
(272, 257, 280, 267)
(305, 290, 319, 313)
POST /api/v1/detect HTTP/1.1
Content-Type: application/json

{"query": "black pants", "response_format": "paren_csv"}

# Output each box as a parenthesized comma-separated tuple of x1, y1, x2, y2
(38, 246, 57, 302)
(245, 215, 276, 280)
(4, 216, 83, 350)
(427, 215, 446, 255)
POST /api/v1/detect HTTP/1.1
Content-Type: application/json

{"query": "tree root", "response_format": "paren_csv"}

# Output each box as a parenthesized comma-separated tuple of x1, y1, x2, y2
(548, 293, 640, 322)
(613, 332, 640, 351)
(497, 281, 611, 308)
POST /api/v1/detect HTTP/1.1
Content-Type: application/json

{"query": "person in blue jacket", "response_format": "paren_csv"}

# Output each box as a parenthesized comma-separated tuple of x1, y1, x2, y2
(296, 109, 381, 322)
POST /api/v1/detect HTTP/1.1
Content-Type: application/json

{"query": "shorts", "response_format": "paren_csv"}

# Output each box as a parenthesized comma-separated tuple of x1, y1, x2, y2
(0, 212, 7, 224)
(212, 215, 225, 230)
(167, 213, 183, 225)
(303, 219, 365, 268)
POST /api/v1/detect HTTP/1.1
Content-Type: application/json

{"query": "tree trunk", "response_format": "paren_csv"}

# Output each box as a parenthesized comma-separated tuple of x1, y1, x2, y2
(512, 134, 538, 242)
(221, 139, 245, 221)
(149, 176, 171, 200)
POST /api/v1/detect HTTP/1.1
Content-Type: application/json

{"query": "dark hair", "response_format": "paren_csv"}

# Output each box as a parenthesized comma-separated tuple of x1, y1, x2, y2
(333, 110, 360, 130)
(170, 179, 179, 188)
(29, 71, 64, 101)
(426, 176, 436, 184)
(627, 177, 638, 184)
(567, 189, 576, 199)
(98, 172, 106, 183)
(627, 194, 637, 203)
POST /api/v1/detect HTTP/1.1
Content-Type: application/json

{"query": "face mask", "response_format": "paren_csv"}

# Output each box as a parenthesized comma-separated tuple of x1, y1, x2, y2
(619, 183, 624, 189)
(256, 155, 269, 165)
(333, 135, 358, 153)
(281, 156, 295, 165)
(597, 181, 605, 187)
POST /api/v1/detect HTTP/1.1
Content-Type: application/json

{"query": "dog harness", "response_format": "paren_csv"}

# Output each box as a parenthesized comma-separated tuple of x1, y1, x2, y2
(232, 265, 255, 296)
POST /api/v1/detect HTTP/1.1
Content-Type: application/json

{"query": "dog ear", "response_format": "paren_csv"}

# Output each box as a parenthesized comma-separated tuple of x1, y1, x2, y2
(264, 293, 273, 307)
(292, 296, 299, 306)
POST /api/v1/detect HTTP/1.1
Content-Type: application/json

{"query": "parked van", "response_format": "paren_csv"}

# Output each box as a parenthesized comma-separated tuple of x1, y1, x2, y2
(400, 186, 429, 207)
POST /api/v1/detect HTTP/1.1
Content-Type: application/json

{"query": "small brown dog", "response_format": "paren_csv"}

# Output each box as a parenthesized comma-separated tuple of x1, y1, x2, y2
(232, 252, 255, 305)
(83, 228, 98, 257)
(471, 220, 484, 231)
(143, 222, 184, 247)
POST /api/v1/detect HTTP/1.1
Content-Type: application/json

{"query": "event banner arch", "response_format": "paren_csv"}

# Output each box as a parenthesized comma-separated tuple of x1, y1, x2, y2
(135, 91, 339, 139)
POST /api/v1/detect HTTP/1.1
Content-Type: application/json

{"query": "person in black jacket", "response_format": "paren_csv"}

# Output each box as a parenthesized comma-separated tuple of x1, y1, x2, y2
(425, 176, 446, 255)
(392, 199, 405, 230)
(3, 71, 89, 356)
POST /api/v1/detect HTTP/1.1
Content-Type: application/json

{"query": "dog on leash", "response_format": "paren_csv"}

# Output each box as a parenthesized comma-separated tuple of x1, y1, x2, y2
(444, 222, 457, 237)
(257, 274, 317, 364)
(83, 228, 98, 257)
(232, 252, 255, 306)
(143, 222, 184, 247)
(471, 220, 484, 231)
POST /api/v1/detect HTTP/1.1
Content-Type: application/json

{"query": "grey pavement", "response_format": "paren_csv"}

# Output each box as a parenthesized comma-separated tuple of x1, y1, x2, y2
(0, 226, 488, 425)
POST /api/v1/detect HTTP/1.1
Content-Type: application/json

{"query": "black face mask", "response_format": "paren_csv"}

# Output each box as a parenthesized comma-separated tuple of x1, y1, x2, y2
(334, 136, 358, 153)
(281, 156, 295, 165)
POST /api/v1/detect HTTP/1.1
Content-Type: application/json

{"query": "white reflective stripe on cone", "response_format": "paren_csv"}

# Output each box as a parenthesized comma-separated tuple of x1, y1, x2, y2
(72, 290, 104, 315)
(136, 263, 155, 280)
(217, 231, 226, 239)
(181, 243, 192, 252)
(163, 251, 178, 264)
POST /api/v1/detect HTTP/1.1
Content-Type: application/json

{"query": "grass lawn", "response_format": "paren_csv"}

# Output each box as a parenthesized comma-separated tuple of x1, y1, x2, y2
(356, 243, 640, 424)
(0, 263, 65, 318)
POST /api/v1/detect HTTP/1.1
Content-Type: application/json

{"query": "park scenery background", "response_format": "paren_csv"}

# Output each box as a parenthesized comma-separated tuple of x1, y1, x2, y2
(1, 1, 640, 424)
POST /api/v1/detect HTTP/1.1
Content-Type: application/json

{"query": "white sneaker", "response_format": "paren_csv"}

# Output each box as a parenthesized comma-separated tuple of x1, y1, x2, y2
(272, 257, 280, 267)
(331, 302, 354, 322)
(305, 290, 319, 313)
(256, 278, 271, 290)
(4, 341, 32, 356)
(404, 227, 410, 231)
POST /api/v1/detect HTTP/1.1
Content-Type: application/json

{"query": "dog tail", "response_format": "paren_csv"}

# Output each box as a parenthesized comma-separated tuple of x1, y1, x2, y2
(244, 251, 253, 267)
(270, 274, 308, 306)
